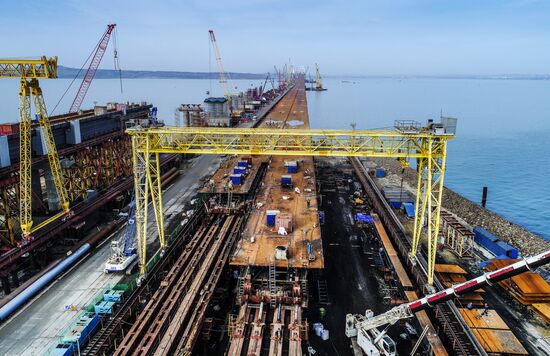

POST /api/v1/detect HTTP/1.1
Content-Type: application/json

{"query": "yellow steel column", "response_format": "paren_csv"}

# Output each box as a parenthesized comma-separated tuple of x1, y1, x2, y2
(155, 153, 165, 247)
(146, 152, 165, 249)
(133, 135, 150, 276)
(30, 79, 70, 213)
(425, 138, 435, 284)
(19, 79, 33, 235)
(411, 139, 427, 257)
(427, 139, 447, 284)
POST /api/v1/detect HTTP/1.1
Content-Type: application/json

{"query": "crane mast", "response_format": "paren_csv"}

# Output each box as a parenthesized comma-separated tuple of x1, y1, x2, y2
(208, 29, 230, 96)
(315, 63, 323, 90)
(69, 24, 116, 113)
(0, 57, 70, 235)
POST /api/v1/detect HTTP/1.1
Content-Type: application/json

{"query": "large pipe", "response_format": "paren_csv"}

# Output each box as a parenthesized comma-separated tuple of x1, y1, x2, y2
(0, 244, 90, 321)
(0, 222, 117, 322)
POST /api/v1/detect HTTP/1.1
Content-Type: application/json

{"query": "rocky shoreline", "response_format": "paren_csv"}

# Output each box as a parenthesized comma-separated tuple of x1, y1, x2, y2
(368, 157, 550, 257)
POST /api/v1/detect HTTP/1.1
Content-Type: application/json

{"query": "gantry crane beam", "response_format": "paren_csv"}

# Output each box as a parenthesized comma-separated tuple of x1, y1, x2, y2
(127, 125, 453, 284)
(0, 57, 70, 236)
(0, 57, 57, 79)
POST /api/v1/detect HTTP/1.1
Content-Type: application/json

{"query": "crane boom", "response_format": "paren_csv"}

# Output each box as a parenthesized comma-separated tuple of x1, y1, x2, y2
(69, 24, 116, 113)
(208, 29, 230, 96)
(0, 57, 70, 235)
(349, 249, 550, 333)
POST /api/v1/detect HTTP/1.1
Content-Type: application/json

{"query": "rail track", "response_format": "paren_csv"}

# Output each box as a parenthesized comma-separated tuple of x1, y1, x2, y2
(350, 157, 486, 356)
(113, 214, 243, 355)
(81, 205, 205, 355)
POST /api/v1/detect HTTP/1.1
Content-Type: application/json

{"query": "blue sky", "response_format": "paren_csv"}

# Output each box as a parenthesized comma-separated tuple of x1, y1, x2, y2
(3, 0, 550, 75)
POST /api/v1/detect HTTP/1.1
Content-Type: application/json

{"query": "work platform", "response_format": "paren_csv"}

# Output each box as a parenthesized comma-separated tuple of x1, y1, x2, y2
(230, 84, 324, 269)
(199, 155, 268, 195)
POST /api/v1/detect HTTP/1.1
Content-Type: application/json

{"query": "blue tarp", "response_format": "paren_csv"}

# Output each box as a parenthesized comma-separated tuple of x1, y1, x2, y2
(402, 202, 415, 218)
(355, 213, 374, 224)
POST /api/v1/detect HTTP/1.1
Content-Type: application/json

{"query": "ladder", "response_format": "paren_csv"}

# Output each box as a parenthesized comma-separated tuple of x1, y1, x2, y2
(269, 258, 277, 307)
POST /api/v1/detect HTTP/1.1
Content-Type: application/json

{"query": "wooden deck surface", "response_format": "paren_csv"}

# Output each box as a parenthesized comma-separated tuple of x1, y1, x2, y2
(372, 213, 413, 288)
(370, 214, 447, 355)
(230, 84, 324, 268)
(531, 303, 550, 324)
(458, 307, 528, 355)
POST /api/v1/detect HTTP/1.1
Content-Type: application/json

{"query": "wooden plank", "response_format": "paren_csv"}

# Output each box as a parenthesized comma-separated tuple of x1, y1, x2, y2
(372, 214, 413, 288)
(458, 308, 509, 330)
(531, 303, 550, 324)
(434, 264, 467, 274)
(472, 329, 528, 355)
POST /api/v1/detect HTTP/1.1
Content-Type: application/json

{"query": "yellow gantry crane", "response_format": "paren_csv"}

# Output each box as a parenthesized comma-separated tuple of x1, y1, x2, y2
(0, 57, 70, 235)
(127, 120, 455, 284)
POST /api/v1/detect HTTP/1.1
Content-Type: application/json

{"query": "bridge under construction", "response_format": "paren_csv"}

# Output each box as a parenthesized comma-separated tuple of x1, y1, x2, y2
(0, 66, 549, 356)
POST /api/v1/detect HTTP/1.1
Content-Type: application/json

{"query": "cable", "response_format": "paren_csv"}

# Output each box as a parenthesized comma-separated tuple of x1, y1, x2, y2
(208, 32, 212, 95)
(113, 26, 123, 93)
(50, 33, 104, 115)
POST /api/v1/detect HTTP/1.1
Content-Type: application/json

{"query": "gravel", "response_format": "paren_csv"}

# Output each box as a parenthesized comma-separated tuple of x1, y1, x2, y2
(367, 157, 550, 257)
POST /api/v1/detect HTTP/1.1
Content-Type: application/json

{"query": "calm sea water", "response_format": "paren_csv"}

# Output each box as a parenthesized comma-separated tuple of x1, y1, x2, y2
(308, 77, 550, 240)
(0, 77, 548, 239)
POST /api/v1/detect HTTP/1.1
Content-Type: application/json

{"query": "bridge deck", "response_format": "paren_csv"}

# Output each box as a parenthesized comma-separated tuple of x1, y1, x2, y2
(230, 82, 324, 269)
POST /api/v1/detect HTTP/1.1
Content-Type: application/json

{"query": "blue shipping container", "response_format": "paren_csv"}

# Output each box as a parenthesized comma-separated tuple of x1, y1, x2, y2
(103, 289, 124, 302)
(52, 343, 74, 356)
(402, 202, 415, 218)
(230, 174, 243, 185)
(495, 241, 519, 259)
(387, 200, 402, 209)
(237, 160, 248, 167)
(473, 227, 499, 243)
(288, 165, 298, 173)
(281, 175, 292, 186)
(375, 168, 386, 178)
(266, 210, 279, 226)
(318, 211, 325, 224)
(233, 166, 245, 174)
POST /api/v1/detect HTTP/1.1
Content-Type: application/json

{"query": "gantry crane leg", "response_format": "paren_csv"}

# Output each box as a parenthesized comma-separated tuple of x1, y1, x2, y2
(411, 138, 447, 284)
(132, 136, 149, 276)
(29, 79, 70, 212)
(133, 137, 166, 276)
(147, 152, 165, 248)
(19, 79, 33, 234)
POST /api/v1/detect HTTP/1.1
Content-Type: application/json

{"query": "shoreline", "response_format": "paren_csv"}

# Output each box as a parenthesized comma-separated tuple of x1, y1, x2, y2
(369, 157, 550, 257)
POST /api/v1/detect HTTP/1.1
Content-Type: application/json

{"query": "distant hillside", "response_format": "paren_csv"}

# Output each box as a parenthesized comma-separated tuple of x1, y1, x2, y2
(58, 66, 266, 79)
